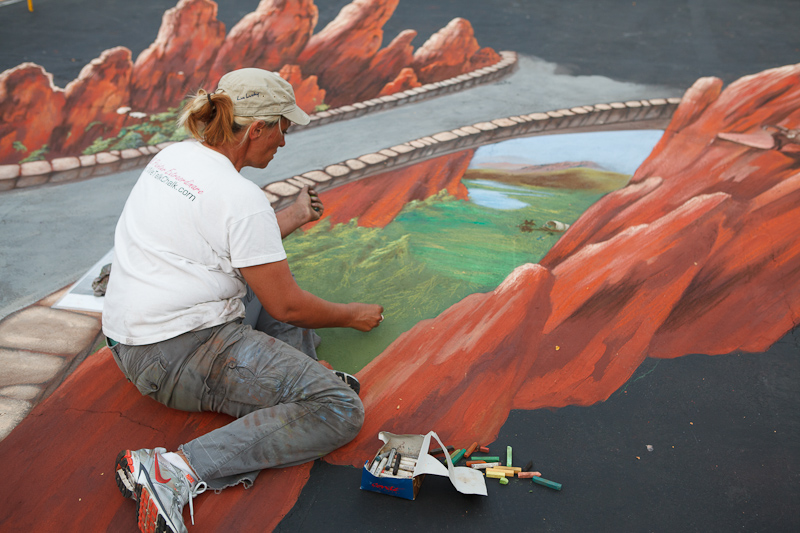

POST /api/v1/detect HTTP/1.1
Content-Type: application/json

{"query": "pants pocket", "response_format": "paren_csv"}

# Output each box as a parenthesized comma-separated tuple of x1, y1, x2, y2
(132, 356, 168, 397)
(203, 360, 285, 418)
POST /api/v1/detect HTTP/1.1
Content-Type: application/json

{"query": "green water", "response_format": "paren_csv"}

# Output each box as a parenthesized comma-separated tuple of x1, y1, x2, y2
(284, 180, 612, 373)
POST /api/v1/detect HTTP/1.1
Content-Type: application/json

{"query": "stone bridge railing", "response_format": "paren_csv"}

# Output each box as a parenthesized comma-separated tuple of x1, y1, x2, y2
(265, 96, 681, 211)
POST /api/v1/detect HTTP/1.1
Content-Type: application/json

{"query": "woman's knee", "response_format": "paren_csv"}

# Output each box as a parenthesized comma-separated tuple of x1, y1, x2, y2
(348, 395, 365, 436)
(327, 393, 364, 447)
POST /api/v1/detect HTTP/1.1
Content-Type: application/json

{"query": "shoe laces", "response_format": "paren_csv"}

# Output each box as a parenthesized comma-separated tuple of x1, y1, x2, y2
(186, 479, 207, 526)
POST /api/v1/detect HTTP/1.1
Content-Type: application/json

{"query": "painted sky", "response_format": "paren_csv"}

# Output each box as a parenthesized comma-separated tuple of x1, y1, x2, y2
(469, 130, 665, 174)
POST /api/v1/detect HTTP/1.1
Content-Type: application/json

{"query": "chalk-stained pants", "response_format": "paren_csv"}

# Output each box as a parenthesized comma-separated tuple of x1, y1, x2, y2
(109, 299, 364, 491)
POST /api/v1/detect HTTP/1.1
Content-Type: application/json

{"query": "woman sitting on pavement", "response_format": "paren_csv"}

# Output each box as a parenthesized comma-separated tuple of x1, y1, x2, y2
(102, 68, 384, 533)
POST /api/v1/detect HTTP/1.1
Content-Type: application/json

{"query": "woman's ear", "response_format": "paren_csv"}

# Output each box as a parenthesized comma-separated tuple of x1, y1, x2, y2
(250, 120, 266, 138)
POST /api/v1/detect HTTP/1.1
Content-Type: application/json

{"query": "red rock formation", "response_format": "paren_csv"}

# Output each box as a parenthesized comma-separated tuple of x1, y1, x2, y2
(0, 2, 503, 163)
(50, 48, 133, 156)
(297, 0, 399, 107)
(326, 64, 800, 465)
(469, 46, 502, 71)
(208, 0, 319, 84)
(278, 65, 326, 114)
(355, 29, 417, 102)
(411, 18, 481, 84)
(130, 0, 226, 113)
(0, 64, 65, 165)
(308, 150, 472, 230)
(378, 67, 420, 96)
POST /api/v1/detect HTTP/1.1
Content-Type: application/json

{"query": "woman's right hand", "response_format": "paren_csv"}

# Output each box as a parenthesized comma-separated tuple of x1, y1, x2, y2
(348, 303, 385, 332)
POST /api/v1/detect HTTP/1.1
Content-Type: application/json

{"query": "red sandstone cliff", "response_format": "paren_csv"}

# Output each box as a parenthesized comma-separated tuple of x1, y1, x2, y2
(296, 0, 400, 108)
(130, 0, 226, 113)
(0, 64, 65, 165)
(50, 48, 133, 156)
(326, 63, 800, 465)
(0, 0, 502, 165)
(470, 47, 503, 71)
(411, 18, 481, 84)
(378, 66, 421, 96)
(309, 150, 472, 230)
(208, 0, 319, 84)
(278, 65, 326, 114)
(355, 29, 418, 102)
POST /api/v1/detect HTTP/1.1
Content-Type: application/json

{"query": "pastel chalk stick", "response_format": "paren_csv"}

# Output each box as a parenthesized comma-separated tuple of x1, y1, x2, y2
(531, 476, 562, 491)
(465, 442, 478, 458)
(429, 446, 455, 456)
(450, 449, 466, 465)
(471, 462, 500, 470)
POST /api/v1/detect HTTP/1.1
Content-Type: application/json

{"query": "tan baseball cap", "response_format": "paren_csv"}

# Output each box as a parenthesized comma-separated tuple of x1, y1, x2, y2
(217, 68, 310, 126)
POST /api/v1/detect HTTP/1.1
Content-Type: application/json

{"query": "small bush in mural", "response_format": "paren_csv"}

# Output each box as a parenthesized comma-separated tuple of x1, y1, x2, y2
(20, 145, 49, 163)
(12, 140, 50, 163)
(82, 106, 190, 155)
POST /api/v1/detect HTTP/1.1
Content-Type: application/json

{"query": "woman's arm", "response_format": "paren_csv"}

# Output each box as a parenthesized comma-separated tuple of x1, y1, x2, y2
(240, 259, 383, 332)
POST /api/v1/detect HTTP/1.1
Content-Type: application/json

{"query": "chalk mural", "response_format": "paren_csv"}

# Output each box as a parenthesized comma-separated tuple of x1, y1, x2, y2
(324, 68, 800, 467)
(287, 131, 666, 374)
(0, 0, 798, 531)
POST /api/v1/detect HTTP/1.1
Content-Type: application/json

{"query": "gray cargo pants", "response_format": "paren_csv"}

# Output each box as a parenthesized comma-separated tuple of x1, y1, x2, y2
(108, 291, 364, 490)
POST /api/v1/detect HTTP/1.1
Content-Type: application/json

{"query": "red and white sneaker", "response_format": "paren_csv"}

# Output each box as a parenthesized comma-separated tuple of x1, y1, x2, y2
(115, 447, 206, 533)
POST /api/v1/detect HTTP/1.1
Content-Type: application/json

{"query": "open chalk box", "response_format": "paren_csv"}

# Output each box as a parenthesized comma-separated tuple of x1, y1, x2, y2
(360, 430, 487, 500)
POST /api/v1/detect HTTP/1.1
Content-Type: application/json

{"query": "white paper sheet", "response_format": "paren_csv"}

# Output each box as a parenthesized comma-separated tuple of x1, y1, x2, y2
(52, 248, 114, 313)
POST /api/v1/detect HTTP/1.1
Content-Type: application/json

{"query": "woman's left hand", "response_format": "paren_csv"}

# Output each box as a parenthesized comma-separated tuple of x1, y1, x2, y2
(297, 185, 324, 223)
(277, 185, 325, 238)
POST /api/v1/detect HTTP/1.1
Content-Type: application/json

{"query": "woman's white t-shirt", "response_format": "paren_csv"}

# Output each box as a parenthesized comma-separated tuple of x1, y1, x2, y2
(102, 141, 286, 345)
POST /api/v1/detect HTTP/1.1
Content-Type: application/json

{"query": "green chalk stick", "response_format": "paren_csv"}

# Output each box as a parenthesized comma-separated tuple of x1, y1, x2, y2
(507, 446, 512, 467)
(531, 476, 562, 491)
(450, 449, 466, 465)
(499, 476, 509, 485)
(470, 456, 500, 462)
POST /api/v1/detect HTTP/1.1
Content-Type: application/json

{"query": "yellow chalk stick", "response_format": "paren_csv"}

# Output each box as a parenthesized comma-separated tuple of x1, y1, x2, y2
(486, 470, 507, 479)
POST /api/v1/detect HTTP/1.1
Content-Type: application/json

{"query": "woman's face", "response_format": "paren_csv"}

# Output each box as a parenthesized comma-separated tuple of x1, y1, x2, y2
(248, 117, 290, 169)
